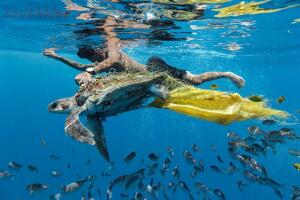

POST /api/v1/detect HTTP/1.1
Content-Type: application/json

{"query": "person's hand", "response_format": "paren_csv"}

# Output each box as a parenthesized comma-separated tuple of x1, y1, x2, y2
(43, 48, 58, 58)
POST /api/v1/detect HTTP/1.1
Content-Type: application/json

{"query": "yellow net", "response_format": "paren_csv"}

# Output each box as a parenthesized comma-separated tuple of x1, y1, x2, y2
(151, 86, 288, 125)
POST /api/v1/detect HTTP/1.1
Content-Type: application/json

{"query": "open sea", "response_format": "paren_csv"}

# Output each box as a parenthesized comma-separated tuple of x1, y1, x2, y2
(1, 0, 300, 199)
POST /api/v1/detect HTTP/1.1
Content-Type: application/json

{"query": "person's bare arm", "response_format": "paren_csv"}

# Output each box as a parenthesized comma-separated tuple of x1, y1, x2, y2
(183, 71, 245, 88)
(86, 58, 115, 74)
(43, 48, 94, 71)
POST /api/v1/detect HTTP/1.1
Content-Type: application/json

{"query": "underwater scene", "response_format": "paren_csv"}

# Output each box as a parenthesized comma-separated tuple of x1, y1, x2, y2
(1, 0, 300, 199)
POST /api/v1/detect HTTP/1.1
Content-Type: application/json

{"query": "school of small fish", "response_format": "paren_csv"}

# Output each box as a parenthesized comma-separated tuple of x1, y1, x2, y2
(1, 119, 300, 199)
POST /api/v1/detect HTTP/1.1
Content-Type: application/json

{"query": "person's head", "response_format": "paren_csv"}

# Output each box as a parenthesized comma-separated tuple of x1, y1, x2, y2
(77, 46, 95, 59)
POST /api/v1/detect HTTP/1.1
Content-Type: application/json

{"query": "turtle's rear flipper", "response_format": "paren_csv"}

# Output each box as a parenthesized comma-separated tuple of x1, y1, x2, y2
(86, 116, 110, 162)
(64, 109, 110, 162)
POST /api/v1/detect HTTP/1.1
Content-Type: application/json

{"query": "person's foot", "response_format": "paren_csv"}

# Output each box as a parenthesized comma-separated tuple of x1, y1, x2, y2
(227, 72, 245, 88)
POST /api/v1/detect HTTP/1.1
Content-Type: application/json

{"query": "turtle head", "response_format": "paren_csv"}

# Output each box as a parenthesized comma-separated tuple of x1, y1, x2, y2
(48, 97, 74, 113)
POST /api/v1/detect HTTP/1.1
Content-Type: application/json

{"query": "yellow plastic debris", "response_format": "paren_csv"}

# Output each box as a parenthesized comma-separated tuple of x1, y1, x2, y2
(213, 0, 299, 18)
(151, 86, 288, 125)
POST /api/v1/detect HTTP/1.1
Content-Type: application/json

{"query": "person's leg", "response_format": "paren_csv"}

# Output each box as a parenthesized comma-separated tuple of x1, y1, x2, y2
(146, 56, 245, 88)
(183, 71, 245, 88)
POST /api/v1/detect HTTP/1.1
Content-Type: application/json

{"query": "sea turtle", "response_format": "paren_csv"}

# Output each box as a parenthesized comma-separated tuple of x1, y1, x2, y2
(47, 55, 246, 162)
(48, 71, 181, 162)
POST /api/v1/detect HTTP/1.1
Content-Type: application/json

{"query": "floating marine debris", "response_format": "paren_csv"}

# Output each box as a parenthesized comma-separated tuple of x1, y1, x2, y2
(222, 30, 250, 38)
(153, 86, 288, 125)
(26, 183, 48, 194)
(163, 9, 200, 21)
(213, 0, 299, 18)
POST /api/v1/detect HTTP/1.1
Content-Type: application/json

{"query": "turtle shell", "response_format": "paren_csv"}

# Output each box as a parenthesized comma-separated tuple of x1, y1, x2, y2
(75, 72, 164, 117)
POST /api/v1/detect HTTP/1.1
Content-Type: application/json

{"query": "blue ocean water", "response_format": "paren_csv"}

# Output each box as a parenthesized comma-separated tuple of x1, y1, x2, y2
(1, 0, 300, 199)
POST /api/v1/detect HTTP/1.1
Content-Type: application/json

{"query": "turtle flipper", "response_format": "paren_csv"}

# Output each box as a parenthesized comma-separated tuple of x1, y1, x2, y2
(86, 116, 110, 162)
(65, 108, 96, 145)
(64, 109, 110, 162)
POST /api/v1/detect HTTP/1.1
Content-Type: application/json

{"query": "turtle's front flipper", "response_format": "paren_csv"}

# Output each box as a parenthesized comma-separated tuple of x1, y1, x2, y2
(86, 116, 110, 162)
(64, 108, 110, 162)
(65, 108, 95, 145)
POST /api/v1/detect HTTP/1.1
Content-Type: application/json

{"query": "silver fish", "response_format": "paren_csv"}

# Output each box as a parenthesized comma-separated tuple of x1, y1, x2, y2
(248, 126, 265, 136)
(172, 165, 180, 179)
(167, 147, 174, 158)
(0, 170, 13, 179)
(26, 183, 48, 194)
(51, 170, 61, 177)
(8, 161, 22, 170)
(123, 152, 136, 164)
(288, 149, 300, 157)
(148, 153, 159, 161)
(210, 165, 222, 173)
(28, 164, 39, 173)
(178, 181, 194, 200)
(63, 179, 88, 193)
(50, 193, 61, 200)
(183, 150, 196, 165)
(214, 188, 226, 200)
(191, 144, 200, 152)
